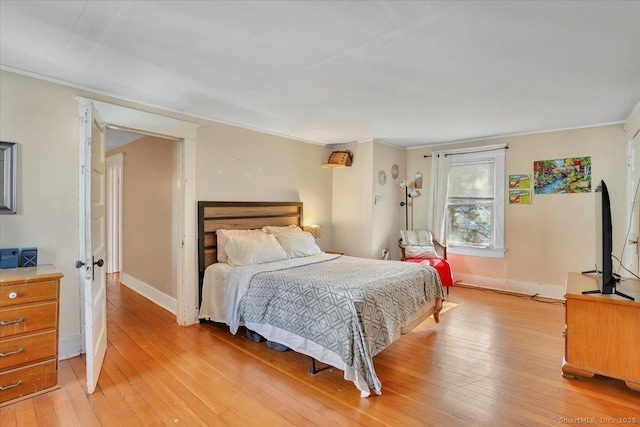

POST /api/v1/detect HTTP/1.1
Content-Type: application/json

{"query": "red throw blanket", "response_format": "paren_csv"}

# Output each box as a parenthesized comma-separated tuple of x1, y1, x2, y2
(405, 257, 454, 286)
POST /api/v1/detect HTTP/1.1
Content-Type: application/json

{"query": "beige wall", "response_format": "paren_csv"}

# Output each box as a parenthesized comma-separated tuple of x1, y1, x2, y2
(195, 123, 334, 250)
(0, 72, 81, 346)
(107, 136, 176, 298)
(332, 142, 373, 257)
(372, 142, 406, 260)
(407, 125, 628, 296)
(331, 141, 406, 259)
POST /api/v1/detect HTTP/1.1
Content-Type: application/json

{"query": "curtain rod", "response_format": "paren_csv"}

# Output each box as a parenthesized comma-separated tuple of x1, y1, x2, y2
(423, 145, 508, 158)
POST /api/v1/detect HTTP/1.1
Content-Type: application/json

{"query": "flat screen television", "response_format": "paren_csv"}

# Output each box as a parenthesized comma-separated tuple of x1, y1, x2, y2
(582, 179, 634, 300)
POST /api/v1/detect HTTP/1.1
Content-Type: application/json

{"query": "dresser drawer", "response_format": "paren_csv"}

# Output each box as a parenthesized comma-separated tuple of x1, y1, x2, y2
(0, 280, 58, 308)
(0, 360, 57, 404)
(0, 330, 57, 371)
(0, 302, 58, 338)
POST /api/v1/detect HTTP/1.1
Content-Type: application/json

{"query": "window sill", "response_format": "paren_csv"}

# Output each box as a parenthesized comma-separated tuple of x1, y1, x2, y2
(447, 245, 506, 259)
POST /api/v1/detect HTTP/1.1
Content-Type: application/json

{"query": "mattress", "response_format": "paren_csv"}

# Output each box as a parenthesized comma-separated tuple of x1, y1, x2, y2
(199, 253, 444, 396)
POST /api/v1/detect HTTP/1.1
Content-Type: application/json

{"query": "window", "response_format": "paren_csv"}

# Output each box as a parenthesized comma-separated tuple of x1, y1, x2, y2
(446, 148, 506, 258)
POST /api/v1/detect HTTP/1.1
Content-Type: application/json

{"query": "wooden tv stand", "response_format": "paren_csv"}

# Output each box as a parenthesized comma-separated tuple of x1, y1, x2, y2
(562, 272, 640, 392)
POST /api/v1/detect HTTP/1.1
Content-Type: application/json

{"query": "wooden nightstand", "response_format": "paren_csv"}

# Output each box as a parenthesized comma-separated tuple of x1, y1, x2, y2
(1, 265, 63, 406)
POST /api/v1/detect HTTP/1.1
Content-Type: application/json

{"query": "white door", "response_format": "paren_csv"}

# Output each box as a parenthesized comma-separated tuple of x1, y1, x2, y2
(629, 131, 640, 277)
(78, 99, 108, 394)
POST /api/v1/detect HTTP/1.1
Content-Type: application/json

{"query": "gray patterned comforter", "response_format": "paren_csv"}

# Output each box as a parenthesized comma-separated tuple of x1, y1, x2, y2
(225, 254, 444, 396)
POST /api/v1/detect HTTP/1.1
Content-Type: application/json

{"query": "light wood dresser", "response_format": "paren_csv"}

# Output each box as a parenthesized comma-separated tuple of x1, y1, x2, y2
(562, 272, 640, 392)
(0, 265, 63, 406)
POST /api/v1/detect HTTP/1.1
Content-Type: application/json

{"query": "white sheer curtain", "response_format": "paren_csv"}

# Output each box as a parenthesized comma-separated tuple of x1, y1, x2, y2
(427, 152, 450, 244)
(427, 143, 507, 252)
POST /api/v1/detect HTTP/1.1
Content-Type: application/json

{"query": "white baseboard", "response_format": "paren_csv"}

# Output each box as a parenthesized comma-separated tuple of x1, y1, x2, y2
(121, 273, 177, 314)
(453, 273, 565, 300)
(59, 334, 82, 360)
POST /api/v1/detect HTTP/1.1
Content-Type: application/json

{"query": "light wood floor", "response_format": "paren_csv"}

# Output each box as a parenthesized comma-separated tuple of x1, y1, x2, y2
(2, 275, 639, 426)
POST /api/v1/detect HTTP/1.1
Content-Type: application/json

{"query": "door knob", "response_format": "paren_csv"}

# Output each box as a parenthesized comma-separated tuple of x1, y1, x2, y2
(92, 257, 104, 280)
(75, 260, 85, 269)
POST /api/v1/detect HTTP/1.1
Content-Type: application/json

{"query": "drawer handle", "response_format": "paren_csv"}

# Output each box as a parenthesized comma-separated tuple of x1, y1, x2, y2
(8, 292, 18, 299)
(0, 347, 24, 357)
(0, 317, 25, 326)
(0, 380, 23, 391)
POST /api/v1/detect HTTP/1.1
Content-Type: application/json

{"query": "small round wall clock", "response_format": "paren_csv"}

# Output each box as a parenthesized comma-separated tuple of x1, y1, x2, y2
(391, 164, 399, 179)
(378, 170, 387, 186)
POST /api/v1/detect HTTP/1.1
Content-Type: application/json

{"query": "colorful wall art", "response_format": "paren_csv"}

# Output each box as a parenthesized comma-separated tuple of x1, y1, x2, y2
(533, 156, 591, 194)
(509, 174, 530, 189)
(509, 189, 531, 204)
(509, 174, 531, 204)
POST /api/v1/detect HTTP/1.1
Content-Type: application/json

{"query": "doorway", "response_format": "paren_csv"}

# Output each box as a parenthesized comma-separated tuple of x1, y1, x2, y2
(106, 152, 123, 274)
(78, 98, 199, 394)
(79, 98, 200, 327)
(105, 131, 179, 311)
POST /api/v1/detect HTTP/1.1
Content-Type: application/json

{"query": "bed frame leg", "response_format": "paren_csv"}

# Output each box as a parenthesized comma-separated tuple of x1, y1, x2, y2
(310, 357, 318, 375)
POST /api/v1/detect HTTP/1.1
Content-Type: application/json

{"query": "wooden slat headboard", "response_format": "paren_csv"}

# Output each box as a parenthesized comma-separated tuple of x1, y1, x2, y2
(197, 201, 303, 303)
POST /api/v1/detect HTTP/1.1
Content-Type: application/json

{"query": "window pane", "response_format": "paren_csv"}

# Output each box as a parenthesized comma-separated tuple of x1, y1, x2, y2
(446, 203, 492, 246)
(448, 161, 494, 198)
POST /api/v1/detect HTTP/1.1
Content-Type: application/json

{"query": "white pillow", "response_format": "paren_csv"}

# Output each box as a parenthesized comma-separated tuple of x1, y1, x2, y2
(400, 230, 434, 246)
(262, 225, 302, 235)
(216, 229, 265, 263)
(405, 245, 439, 259)
(225, 233, 288, 266)
(276, 232, 322, 259)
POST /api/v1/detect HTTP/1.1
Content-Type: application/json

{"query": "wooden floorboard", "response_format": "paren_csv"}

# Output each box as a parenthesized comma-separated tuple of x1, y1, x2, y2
(2, 274, 639, 426)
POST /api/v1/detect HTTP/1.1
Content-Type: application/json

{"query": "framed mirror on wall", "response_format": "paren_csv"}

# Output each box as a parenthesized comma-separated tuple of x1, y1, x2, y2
(0, 141, 17, 214)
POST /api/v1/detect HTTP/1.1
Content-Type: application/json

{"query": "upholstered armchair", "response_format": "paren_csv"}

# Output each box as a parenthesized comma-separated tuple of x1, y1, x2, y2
(398, 230, 454, 294)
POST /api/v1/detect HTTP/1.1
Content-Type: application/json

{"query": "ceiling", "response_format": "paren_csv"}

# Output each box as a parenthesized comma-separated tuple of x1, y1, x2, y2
(104, 128, 143, 151)
(2, 1, 640, 148)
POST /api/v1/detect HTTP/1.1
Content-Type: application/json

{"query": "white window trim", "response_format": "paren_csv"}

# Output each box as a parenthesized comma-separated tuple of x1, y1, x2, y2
(444, 144, 507, 259)
(447, 245, 507, 258)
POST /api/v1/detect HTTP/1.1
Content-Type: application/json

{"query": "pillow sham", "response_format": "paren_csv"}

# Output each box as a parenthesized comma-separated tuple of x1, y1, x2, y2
(225, 233, 288, 266)
(262, 225, 302, 235)
(404, 245, 439, 259)
(216, 229, 265, 263)
(276, 231, 322, 259)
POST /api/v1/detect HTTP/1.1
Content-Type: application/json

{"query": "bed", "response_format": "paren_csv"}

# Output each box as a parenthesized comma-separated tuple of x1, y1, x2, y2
(197, 201, 445, 397)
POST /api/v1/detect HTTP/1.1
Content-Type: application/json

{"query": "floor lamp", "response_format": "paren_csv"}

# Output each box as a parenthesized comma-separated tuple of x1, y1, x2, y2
(400, 175, 422, 230)
(400, 180, 409, 230)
